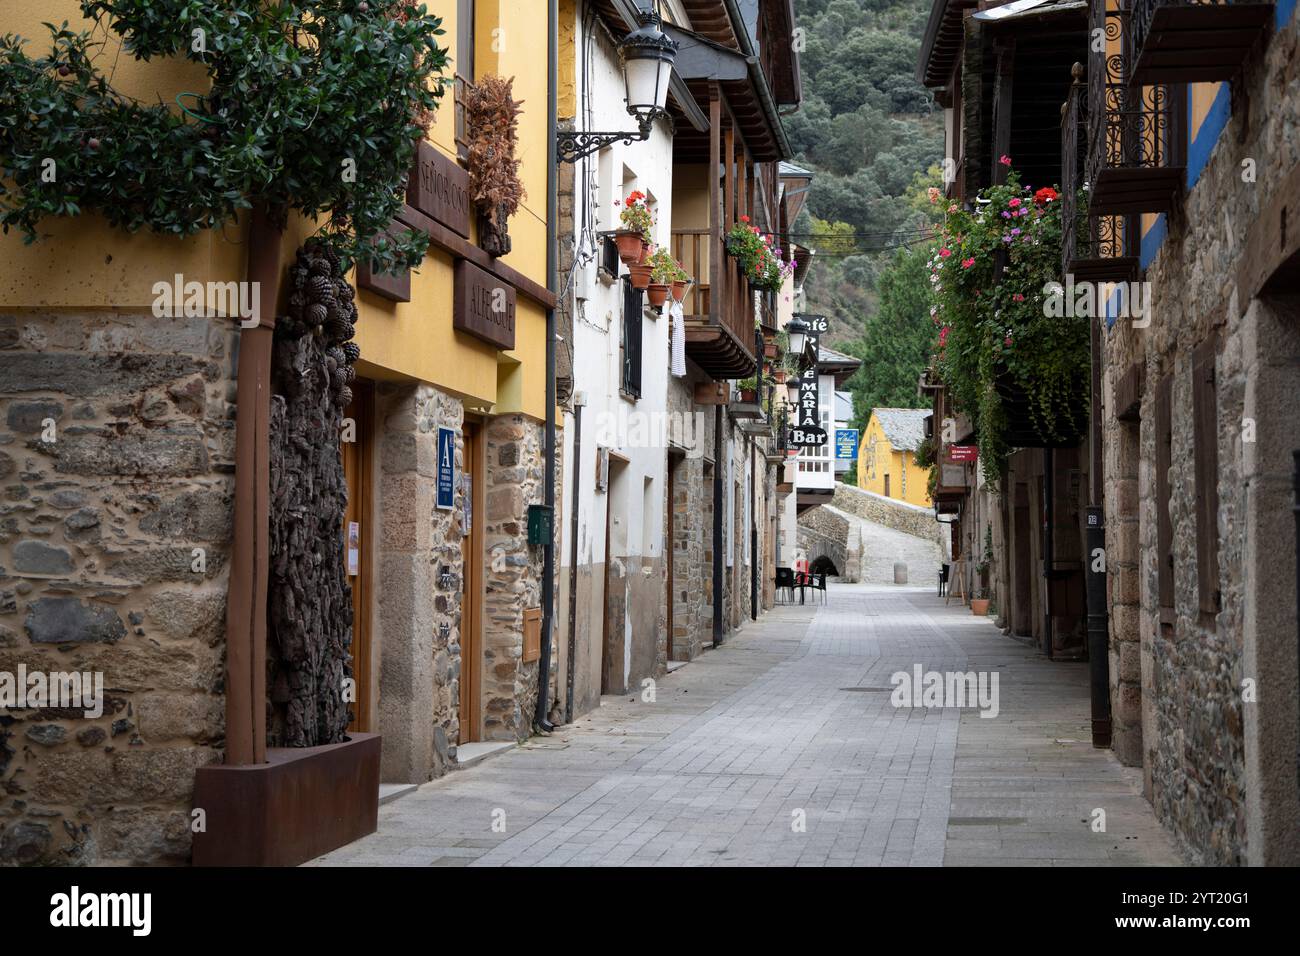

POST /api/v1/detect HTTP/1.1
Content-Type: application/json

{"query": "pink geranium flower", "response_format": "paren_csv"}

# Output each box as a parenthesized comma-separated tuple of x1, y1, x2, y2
(962, 257, 975, 269)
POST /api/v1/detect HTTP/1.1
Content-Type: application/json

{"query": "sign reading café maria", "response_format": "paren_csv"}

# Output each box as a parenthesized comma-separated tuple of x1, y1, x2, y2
(790, 314, 829, 448)
(407, 140, 471, 238)
(455, 259, 516, 350)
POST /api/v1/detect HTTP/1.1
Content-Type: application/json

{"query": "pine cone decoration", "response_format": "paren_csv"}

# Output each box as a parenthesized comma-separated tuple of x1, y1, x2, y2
(342, 342, 361, 364)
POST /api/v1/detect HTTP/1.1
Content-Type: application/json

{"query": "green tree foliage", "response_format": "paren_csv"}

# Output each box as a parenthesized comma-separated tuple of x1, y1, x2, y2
(0, 1, 449, 273)
(791, 0, 944, 441)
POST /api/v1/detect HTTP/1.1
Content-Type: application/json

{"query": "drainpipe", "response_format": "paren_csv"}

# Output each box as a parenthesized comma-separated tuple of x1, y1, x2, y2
(1085, 314, 1112, 747)
(1043, 446, 1054, 660)
(224, 206, 281, 766)
(713, 404, 724, 645)
(565, 396, 584, 724)
(1293, 450, 1299, 787)
(535, 0, 559, 733)
(750, 437, 757, 621)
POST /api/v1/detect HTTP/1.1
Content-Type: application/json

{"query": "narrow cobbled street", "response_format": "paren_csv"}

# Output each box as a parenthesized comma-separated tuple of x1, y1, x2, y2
(310, 583, 1179, 867)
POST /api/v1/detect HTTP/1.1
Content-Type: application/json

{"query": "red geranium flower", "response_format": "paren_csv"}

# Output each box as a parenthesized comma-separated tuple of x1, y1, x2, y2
(1034, 186, 1058, 205)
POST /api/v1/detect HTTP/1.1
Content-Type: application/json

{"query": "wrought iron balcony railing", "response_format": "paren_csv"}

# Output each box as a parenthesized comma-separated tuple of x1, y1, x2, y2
(1062, 61, 1139, 283)
(1085, 1, 1184, 217)
(1130, 0, 1274, 86)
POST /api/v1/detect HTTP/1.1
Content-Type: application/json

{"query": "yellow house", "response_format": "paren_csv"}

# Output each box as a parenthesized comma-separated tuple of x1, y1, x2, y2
(0, 0, 555, 864)
(857, 408, 932, 507)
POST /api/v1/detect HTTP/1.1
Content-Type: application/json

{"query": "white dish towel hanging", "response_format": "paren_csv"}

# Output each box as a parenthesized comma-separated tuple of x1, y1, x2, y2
(670, 299, 686, 377)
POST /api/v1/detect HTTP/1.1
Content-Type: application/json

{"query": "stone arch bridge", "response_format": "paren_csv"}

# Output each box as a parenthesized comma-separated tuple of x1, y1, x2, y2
(796, 484, 947, 587)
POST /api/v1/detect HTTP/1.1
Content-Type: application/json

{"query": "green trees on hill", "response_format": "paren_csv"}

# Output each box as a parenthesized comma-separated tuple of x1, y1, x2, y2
(791, 0, 941, 434)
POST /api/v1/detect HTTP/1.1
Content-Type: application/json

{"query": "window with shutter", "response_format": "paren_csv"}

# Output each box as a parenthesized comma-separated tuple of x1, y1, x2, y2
(1192, 335, 1221, 617)
(1155, 373, 1174, 617)
(454, 0, 475, 164)
(620, 278, 643, 398)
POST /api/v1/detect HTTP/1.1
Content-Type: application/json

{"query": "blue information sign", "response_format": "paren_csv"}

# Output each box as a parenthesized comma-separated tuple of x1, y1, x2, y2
(437, 427, 456, 511)
(835, 429, 859, 460)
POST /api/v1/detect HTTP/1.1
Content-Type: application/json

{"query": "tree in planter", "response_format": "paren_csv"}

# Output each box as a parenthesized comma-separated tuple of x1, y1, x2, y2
(0, 2, 449, 749)
(464, 73, 524, 258)
(929, 166, 1086, 481)
(0, 1, 450, 275)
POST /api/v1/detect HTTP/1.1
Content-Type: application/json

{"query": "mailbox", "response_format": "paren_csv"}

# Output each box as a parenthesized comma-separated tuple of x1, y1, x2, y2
(527, 504, 554, 545)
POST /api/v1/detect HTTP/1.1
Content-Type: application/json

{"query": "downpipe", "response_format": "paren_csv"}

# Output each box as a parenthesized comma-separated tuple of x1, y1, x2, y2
(1086, 314, 1111, 747)
(534, 0, 559, 734)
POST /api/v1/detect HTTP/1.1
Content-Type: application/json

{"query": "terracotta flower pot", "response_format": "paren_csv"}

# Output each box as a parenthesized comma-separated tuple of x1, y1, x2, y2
(639, 241, 654, 264)
(671, 279, 688, 302)
(647, 283, 670, 308)
(628, 262, 652, 290)
(739, 389, 757, 403)
(613, 230, 644, 265)
(970, 598, 990, 616)
(764, 343, 778, 358)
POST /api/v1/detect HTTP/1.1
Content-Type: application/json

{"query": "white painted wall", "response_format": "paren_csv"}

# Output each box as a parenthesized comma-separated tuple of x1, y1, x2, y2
(558, 2, 675, 693)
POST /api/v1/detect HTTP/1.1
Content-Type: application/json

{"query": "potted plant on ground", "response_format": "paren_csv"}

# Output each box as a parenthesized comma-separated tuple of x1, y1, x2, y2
(613, 190, 654, 264)
(971, 526, 993, 615)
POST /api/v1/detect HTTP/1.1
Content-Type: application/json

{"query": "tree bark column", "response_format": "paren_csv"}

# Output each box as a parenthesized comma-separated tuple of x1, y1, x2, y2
(225, 208, 282, 766)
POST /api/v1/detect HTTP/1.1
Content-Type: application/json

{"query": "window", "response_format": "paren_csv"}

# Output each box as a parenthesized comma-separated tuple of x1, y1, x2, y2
(620, 278, 643, 398)
(1154, 373, 1174, 618)
(884, 474, 891, 498)
(454, 0, 475, 163)
(1192, 335, 1220, 616)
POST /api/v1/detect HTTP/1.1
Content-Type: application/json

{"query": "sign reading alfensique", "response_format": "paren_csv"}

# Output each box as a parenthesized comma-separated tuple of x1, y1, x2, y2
(454, 259, 517, 350)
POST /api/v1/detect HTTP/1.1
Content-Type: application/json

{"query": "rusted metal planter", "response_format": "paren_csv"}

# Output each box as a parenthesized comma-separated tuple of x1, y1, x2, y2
(192, 732, 381, 867)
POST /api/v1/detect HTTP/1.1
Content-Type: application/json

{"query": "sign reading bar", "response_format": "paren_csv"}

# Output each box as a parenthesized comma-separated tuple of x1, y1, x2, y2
(454, 259, 517, 350)
(407, 140, 472, 238)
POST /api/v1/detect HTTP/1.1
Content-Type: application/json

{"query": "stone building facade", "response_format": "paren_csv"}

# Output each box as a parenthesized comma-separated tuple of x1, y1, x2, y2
(0, 310, 236, 864)
(1098, 8, 1300, 865)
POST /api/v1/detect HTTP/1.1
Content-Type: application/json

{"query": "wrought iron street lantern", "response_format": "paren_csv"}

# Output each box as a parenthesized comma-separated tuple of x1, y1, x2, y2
(786, 317, 810, 357)
(557, 10, 678, 163)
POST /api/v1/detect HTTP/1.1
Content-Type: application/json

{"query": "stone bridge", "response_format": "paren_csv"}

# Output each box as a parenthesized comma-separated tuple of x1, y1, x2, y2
(797, 484, 948, 587)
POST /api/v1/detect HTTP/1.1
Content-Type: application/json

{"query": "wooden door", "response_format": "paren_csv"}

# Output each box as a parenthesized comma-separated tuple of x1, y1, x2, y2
(342, 380, 374, 733)
(600, 485, 612, 694)
(458, 420, 483, 744)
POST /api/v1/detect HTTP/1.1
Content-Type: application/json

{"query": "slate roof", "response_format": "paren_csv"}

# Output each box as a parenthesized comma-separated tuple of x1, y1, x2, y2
(871, 407, 931, 452)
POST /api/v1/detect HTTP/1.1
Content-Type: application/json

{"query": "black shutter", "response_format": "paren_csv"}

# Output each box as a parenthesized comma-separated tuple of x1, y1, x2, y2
(1155, 373, 1174, 613)
(621, 278, 642, 398)
(1192, 335, 1220, 616)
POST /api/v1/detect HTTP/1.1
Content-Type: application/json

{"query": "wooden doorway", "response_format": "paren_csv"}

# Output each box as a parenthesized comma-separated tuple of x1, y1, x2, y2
(342, 380, 375, 733)
(458, 419, 484, 744)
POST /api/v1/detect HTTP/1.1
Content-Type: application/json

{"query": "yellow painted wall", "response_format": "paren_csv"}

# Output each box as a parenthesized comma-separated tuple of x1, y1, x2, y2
(0, 1, 551, 421)
(857, 413, 931, 508)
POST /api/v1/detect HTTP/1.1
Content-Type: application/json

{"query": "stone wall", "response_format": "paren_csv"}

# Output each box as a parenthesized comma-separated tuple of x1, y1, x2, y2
(796, 504, 854, 580)
(666, 372, 715, 659)
(1099, 16, 1300, 865)
(482, 414, 556, 740)
(373, 383, 463, 782)
(0, 310, 234, 864)
(828, 482, 942, 544)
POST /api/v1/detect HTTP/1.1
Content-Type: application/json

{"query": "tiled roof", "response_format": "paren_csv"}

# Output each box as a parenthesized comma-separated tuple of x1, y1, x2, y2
(871, 407, 931, 452)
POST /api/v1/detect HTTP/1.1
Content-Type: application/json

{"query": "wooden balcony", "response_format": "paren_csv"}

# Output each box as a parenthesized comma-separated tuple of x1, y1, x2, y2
(1061, 66, 1139, 284)
(1130, 0, 1273, 86)
(1085, 3, 1185, 217)
(671, 98, 772, 380)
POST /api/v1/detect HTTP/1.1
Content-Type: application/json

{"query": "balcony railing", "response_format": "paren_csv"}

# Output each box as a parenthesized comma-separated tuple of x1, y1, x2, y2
(1062, 62, 1139, 282)
(1085, 1, 1184, 217)
(1130, 0, 1273, 86)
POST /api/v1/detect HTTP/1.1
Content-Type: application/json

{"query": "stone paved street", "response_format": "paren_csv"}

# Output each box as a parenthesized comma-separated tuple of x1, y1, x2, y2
(309, 582, 1181, 867)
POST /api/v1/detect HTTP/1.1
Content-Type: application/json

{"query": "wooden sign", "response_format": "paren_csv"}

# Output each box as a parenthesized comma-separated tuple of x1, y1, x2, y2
(356, 257, 411, 302)
(694, 381, 729, 405)
(454, 259, 516, 350)
(407, 140, 472, 238)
